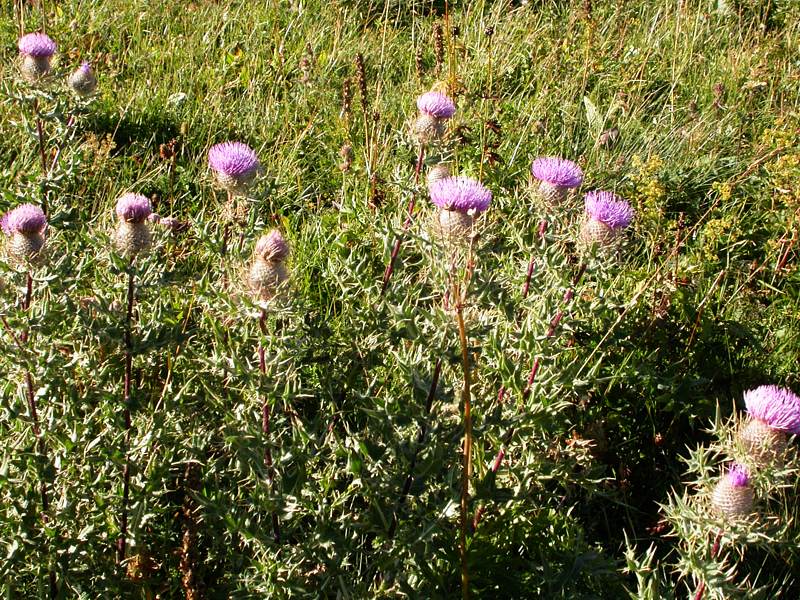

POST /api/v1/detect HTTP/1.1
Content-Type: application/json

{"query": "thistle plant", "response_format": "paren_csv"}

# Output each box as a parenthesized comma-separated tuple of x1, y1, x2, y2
(531, 156, 584, 210)
(381, 91, 456, 295)
(738, 385, 800, 466)
(249, 229, 290, 303)
(625, 410, 800, 599)
(1, 203, 56, 596)
(112, 193, 153, 564)
(209, 141, 261, 255)
(428, 174, 493, 599)
(249, 230, 290, 541)
(579, 190, 634, 249)
(17, 32, 57, 194)
(413, 90, 456, 145)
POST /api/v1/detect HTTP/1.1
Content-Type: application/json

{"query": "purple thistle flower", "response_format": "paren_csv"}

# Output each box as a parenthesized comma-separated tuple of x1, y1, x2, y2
(78, 60, 92, 75)
(726, 463, 750, 487)
(744, 385, 800, 434)
(416, 91, 456, 120)
(584, 191, 634, 230)
(429, 176, 492, 213)
(115, 193, 153, 223)
(18, 32, 56, 57)
(208, 142, 260, 178)
(531, 157, 583, 188)
(255, 230, 290, 261)
(6, 203, 47, 234)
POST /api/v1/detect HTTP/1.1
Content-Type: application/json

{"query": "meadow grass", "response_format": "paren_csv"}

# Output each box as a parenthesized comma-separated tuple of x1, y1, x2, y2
(1, 0, 800, 597)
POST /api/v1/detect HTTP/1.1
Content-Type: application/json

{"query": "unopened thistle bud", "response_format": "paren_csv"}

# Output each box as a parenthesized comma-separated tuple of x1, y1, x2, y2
(18, 32, 56, 82)
(429, 176, 492, 243)
(530, 157, 583, 209)
(249, 230, 290, 301)
(426, 162, 452, 186)
(738, 385, 800, 465)
(114, 193, 153, 258)
(68, 61, 97, 96)
(579, 191, 634, 249)
(413, 91, 456, 144)
(711, 463, 754, 517)
(2, 203, 47, 265)
(208, 141, 261, 195)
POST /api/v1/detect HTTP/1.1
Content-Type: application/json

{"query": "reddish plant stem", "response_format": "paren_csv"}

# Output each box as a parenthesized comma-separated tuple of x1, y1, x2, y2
(521, 220, 548, 299)
(521, 258, 536, 299)
(259, 312, 281, 542)
(472, 426, 515, 530)
(117, 267, 135, 565)
(388, 358, 442, 539)
(380, 145, 425, 296)
(693, 530, 723, 600)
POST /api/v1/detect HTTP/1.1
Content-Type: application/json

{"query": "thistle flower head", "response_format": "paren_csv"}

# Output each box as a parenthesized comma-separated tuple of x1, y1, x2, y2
(254, 230, 290, 261)
(531, 157, 583, 188)
(744, 385, 800, 434)
(77, 60, 92, 75)
(208, 142, 260, 178)
(726, 463, 750, 487)
(416, 91, 456, 119)
(115, 193, 153, 224)
(429, 176, 492, 213)
(584, 191, 634, 230)
(18, 32, 56, 57)
(5, 204, 47, 235)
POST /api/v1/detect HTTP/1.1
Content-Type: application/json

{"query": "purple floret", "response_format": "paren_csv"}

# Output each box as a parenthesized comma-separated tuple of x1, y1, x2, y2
(78, 60, 93, 74)
(255, 230, 290, 261)
(6, 203, 47, 234)
(18, 32, 56, 57)
(416, 91, 456, 119)
(726, 463, 750, 488)
(0, 212, 10, 236)
(208, 142, 260, 177)
(744, 385, 800, 434)
(584, 191, 634, 230)
(115, 193, 153, 223)
(531, 157, 583, 188)
(429, 176, 492, 213)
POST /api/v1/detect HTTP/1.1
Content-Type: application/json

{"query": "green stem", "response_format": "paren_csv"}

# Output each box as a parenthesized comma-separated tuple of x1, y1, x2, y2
(456, 289, 472, 600)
